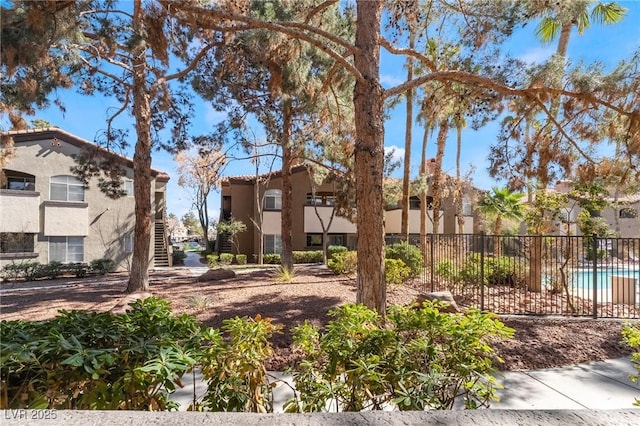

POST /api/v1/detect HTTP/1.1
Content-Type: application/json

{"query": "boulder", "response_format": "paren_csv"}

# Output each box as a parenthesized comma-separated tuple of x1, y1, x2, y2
(412, 291, 461, 313)
(110, 292, 154, 314)
(197, 268, 236, 282)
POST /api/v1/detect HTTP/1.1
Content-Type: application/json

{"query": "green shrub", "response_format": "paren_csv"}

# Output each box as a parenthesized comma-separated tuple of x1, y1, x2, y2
(71, 262, 89, 278)
(40, 261, 63, 279)
(263, 254, 281, 264)
(198, 315, 283, 412)
(235, 254, 247, 265)
(173, 249, 187, 265)
(293, 250, 323, 264)
(385, 242, 423, 277)
(327, 245, 347, 260)
(622, 323, 640, 406)
(286, 302, 514, 412)
(327, 251, 357, 275)
(206, 254, 219, 268)
(219, 253, 234, 265)
(436, 254, 527, 288)
(90, 258, 116, 275)
(385, 258, 411, 287)
(0, 297, 201, 410)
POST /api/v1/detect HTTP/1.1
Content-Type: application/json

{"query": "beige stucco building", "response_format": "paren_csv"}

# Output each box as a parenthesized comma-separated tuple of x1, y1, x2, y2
(219, 164, 477, 257)
(0, 128, 171, 272)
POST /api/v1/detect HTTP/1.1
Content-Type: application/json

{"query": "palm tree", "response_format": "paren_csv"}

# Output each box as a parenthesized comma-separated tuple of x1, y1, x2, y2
(535, 1, 627, 59)
(478, 187, 525, 237)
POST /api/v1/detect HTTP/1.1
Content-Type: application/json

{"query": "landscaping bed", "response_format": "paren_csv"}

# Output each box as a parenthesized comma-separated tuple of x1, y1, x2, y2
(0, 265, 633, 371)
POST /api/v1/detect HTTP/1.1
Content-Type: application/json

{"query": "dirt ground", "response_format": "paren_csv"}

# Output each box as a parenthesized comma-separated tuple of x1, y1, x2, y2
(0, 265, 634, 371)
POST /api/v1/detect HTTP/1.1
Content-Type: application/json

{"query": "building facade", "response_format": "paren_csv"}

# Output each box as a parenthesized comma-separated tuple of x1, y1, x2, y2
(0, 128, 171, 271)
(219, 164, 477, 257)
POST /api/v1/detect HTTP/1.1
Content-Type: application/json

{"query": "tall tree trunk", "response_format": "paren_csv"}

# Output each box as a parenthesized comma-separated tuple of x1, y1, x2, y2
(127, 0, 151, 293)
(419, 125, 429, 262)
(431, 120, 448, 235)
(455, 124, 464, 234)
(354, 0, 385, 314)
(401, 37, 414, 240)
(280, 100, 294, 270)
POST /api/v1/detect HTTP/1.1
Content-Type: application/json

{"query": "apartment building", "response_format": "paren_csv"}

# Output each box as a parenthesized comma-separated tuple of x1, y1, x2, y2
(0, 128, 171, 271)
(219, 163, 477, 256)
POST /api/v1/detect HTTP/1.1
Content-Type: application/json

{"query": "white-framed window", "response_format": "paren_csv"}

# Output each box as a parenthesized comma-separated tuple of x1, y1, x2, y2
(462, 198, 473, 216)
(263, 189, 282, 210)
(50, 175, 85, 202)
(264, 234, 282, 254)
(49, 236, 84, 263)
(123, 234, 134, 253)
(124, 179, 134, 197)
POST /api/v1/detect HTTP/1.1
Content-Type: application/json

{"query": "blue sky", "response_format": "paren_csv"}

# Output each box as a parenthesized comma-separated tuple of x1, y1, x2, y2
(6, 2, 640, 222)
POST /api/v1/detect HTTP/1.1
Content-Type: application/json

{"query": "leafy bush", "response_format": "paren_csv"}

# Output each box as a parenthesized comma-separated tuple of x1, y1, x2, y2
(235, 254, 247, 265)
(263, 254, 281, 264)
(435, 254, 527, 287)
(173, 249, 187, 265)
(385, 242, 423, 277)
(219, 253, 234, 265)
(40, 261, 63, 279)
(90, 258, 116, 275)
(385, 258, 411, 287)
(293, 250, 323, 264)
(327, 245, 348, 260)
(286, 302, 513, 412)
(327, 251, 357, 275)
(0, 297, 201, 410)
(206, 254, 219, 268)
(622, 323, 640, 406)
(198, 315, 283, 412)
(71, 262, 89, 278)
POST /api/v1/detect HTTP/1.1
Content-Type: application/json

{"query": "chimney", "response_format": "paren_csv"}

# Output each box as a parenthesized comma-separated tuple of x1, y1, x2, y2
(425, 158, 436, 175)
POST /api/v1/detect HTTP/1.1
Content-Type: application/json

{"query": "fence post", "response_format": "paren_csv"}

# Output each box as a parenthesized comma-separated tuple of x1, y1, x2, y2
(592, 233, 598, 319)
(430, 235, 435, 292)
(480, 231, 485, 311)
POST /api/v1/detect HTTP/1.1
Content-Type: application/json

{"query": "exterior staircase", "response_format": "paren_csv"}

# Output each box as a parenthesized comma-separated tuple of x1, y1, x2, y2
(218, 232, 232, 254)
(154, 221, 170, 267)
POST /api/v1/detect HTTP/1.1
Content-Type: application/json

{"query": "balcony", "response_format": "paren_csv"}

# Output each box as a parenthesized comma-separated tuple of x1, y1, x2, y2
(43, 201, 89, 236)
(304, 206, 357, 233)
(0, 189, 40, 232)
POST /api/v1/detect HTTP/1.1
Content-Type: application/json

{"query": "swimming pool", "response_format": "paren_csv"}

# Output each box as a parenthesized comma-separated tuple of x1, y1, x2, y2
(571, 269, 640, 290)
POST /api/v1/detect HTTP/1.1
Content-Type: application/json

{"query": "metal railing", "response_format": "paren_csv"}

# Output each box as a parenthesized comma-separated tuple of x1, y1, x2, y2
(389, 233, 640, 319)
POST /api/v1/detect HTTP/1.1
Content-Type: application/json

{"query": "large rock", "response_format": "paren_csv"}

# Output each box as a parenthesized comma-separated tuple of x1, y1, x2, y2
(412, 291, 461, 313)
(110, 292, 154, 314)
(197, 268, 236, 282)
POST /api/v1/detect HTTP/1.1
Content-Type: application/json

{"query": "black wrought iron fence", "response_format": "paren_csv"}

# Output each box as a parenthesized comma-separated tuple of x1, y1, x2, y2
(390, 233, 640, 319)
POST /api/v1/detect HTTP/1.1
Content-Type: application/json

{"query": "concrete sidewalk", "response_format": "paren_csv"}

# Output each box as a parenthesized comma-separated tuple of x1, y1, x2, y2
(169, 357, 640, 411)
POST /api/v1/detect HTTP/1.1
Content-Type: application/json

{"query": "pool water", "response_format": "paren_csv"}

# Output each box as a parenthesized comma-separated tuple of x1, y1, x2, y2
(572, 269, 640, 290)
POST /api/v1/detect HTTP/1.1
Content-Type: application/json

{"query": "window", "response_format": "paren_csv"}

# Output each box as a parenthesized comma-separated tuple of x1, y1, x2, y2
(4, 176, 35, 191)
(49, 236, 84, 263)
(124, 180, 134, 197)
(620, 208, 638, 219)
(264, 234, 282, 254)
(50, 175, 85, 201)
(409, 197, 420, 210)
(263, 189, 282, 210)
(306, 193, 336, 207)
(306, 233, 344, 247)
(123, 234, 134, 253)
(462, 198, 473, 216)
(0, 233, 35, 253)
(306, 234, 323, 247)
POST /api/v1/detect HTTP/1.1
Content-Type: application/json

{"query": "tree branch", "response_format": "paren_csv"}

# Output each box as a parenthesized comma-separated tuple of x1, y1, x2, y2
(380, 37, 437, 72)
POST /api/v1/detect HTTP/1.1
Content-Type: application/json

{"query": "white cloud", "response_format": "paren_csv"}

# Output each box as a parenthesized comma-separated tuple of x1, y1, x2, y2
(384, 145, 405, 164)
(204, 104, 228, 126)
(518, 46, 554, 64)
(380, 73, 405, 88)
